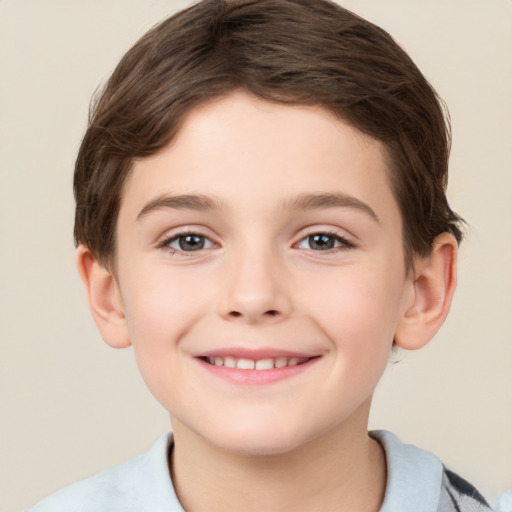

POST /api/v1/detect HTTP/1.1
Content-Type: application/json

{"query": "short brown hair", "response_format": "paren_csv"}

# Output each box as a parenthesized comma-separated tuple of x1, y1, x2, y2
(74, 0, 464, 266)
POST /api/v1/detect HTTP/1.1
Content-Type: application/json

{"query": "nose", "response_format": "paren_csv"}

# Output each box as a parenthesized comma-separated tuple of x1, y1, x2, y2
(218, 247, 292, 324)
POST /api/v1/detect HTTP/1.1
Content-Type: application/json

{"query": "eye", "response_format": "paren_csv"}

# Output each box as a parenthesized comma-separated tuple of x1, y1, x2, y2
(166, 233, 214, 252)
(297, 233, 352, 251)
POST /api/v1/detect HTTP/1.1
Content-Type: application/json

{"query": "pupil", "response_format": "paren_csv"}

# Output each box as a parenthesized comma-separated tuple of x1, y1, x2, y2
(179, 235, 204, 251)
(309, 234, 334, 250)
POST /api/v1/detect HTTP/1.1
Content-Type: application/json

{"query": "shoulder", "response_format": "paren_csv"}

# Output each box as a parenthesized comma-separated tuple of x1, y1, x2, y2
(371, 430, 492, 512)
(25, 433, 183, 512)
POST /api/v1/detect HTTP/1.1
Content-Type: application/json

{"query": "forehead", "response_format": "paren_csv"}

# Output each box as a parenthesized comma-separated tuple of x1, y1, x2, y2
(120, 92, 399, 227)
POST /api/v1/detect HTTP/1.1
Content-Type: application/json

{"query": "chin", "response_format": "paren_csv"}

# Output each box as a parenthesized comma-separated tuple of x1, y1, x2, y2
(198, 420, 315, 457)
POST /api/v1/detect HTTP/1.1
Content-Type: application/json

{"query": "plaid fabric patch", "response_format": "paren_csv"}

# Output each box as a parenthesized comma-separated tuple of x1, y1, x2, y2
(441, 468, 493, 512)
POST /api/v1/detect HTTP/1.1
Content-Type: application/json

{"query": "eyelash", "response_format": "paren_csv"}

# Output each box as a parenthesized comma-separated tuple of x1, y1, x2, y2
(157, 230, 355, 256)
(295, 232, 354, 252)
(158, 230, 216, 256)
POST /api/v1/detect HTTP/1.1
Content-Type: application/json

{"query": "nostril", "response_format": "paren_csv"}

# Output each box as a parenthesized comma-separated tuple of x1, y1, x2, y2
(227, 309, 279, 319)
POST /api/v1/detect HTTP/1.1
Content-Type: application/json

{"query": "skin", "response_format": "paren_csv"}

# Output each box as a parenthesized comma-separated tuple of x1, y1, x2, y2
(78, 92, 458, 511)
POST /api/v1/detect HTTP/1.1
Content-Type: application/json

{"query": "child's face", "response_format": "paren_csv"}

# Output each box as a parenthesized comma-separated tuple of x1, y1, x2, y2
(113, 92, 414, 455)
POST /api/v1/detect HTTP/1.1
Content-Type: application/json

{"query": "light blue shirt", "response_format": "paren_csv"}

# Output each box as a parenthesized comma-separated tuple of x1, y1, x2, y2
(25, 430, 491, 512)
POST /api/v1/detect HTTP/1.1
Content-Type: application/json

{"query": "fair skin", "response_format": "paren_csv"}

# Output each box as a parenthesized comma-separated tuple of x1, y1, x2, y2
(78, 92, 457, 512)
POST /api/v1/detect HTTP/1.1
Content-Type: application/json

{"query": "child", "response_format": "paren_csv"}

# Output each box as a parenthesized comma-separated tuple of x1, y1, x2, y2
(27, 0, 493, 510)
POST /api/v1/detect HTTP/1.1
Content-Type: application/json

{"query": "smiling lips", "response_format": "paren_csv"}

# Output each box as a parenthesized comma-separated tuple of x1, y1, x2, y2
(203, 355, 311, 370)
(197, 351, 319, 384)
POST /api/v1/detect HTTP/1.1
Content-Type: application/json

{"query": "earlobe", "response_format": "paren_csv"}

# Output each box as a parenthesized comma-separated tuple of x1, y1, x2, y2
(76, 245, 131, 349)
(394, 233, 458, 350)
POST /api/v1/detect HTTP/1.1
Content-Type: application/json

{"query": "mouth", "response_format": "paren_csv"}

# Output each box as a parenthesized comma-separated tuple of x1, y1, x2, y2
(195, 351, 320, 384)
(200, 355, 312, 370)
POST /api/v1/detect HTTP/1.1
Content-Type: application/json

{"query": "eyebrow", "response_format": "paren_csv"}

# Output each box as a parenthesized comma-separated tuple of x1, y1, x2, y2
(136, 191, 379, 223)
(285, 192, 380, 223)
(137, 193, 224, 220)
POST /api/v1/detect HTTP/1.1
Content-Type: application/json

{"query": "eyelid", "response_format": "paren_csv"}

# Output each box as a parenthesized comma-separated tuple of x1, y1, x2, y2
(293, 227, 356, 252)
(156, 226, 219, 253)
(155, 225, 355, 255)
(168, 234, 214, 251)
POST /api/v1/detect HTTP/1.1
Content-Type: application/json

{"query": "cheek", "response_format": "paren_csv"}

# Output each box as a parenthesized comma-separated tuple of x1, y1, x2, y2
(302, 265, 405, 367)
(118, 269, 208, 407)
(120, 268, 210, 374)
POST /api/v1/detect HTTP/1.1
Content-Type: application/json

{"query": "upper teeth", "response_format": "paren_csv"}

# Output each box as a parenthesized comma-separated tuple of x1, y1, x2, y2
(207, 356, 307, 370)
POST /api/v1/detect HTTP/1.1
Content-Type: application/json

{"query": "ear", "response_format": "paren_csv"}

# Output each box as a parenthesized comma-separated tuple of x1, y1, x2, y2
(76, 245, 131, 349)
(394, 233, 458, 350)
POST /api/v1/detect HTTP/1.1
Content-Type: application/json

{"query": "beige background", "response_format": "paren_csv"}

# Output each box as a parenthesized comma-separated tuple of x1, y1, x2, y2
(1, 1, 511, 510)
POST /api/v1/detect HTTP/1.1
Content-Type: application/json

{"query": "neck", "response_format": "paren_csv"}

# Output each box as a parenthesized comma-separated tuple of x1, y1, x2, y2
(169, 403, 387, 512)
